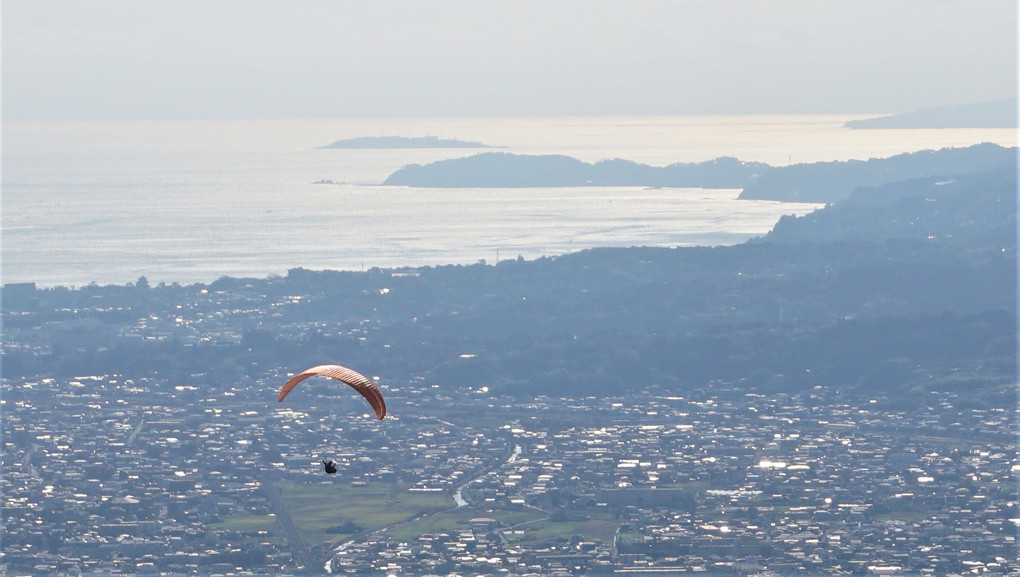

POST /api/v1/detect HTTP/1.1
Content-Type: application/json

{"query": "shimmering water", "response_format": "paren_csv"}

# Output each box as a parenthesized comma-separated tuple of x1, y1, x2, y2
(3, 115, 1014, 287)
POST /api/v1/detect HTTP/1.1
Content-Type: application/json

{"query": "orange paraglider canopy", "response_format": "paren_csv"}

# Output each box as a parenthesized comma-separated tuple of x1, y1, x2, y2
(277, 364, 386, 419)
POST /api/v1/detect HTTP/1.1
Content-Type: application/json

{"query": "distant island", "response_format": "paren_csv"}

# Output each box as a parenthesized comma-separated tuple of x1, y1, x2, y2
(382, 144, 1017, 204)
(320, 135, 498, 149)
(845, 98, 1017, 129)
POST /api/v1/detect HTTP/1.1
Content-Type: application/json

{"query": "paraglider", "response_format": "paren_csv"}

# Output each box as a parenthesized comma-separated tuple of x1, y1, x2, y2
(278, 364, 386, 475)
(277, 364, 386, 420)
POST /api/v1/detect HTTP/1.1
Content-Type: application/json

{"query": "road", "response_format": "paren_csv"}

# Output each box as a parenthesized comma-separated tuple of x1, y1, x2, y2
(262, 471, 314, 572)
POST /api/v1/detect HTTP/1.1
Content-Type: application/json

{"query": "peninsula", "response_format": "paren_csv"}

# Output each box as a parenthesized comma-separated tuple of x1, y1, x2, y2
(383, 152, 767, 189)
(844, 98, 1018, 129)
(381, 144, 1016, 204)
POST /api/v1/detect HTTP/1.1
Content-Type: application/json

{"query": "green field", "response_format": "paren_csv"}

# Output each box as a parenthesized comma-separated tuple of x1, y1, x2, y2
(500, 513, 620, 544)
(275, 480, 455, 545)
(383, 506, 621, 546)
(212, 480, 454, 547)
(384, 507, 544, 543)
(215, 477, 636, 549)
(212, 479, 715, 550)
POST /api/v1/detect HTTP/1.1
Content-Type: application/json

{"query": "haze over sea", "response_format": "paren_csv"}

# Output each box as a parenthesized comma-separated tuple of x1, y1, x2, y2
(3, 115, 1015, 288)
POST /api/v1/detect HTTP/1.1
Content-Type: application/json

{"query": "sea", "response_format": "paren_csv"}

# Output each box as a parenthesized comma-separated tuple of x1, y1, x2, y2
(3, 115, 1015, 288)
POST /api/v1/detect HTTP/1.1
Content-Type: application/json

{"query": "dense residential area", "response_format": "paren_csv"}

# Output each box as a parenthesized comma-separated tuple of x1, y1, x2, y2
(3, 365, 1016, 576)
(3, 253, 1016, 575)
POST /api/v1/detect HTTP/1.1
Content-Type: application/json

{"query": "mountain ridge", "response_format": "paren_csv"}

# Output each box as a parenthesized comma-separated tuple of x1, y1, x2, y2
(381, 143, 1016, 204)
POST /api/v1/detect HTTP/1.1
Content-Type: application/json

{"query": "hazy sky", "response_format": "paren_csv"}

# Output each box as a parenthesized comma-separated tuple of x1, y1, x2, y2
(3, 1, 1017, 121)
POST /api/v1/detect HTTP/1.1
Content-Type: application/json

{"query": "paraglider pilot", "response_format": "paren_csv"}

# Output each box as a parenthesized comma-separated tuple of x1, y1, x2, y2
(322, 460, 338, 474)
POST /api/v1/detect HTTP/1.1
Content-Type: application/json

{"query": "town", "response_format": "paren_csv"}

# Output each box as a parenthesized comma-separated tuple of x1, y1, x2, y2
(4, 362, 1016, 575)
